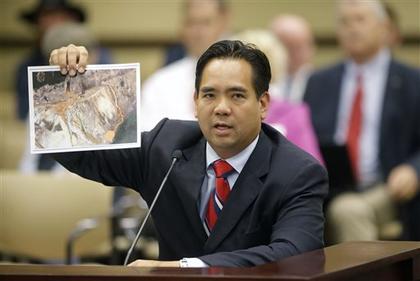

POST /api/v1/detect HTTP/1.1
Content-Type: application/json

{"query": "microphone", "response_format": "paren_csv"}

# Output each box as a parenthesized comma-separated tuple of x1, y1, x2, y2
(123, 150, 182, 266)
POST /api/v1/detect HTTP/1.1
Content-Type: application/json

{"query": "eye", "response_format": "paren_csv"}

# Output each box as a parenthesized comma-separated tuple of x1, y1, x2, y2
(232, 93, 245, 100)
(202, 92, 215, 99)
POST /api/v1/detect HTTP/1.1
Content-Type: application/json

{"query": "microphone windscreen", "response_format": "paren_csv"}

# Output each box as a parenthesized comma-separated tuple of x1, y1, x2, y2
(172, 150, 183, 160)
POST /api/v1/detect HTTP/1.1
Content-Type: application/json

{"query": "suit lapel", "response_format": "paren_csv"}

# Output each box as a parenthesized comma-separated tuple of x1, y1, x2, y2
(172, 138, 208, 242)
(327, 64, 345, 142)
(204, 131, 271, 252)
(379, 61, 401, 166)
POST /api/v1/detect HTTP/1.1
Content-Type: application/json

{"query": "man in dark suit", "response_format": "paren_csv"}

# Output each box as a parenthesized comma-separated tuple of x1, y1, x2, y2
(304, 0, 420, 243)
(49, 40, 328, 267)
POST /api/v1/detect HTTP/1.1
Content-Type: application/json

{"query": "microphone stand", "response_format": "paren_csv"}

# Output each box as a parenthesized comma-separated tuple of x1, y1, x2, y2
(123, 151, 181, 266)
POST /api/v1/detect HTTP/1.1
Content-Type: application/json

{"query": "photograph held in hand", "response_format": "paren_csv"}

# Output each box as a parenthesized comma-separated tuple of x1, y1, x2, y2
(28, 63, 140, 154)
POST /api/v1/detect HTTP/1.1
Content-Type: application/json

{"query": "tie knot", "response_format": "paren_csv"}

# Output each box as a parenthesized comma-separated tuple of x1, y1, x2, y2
(212, 160, 234, 178)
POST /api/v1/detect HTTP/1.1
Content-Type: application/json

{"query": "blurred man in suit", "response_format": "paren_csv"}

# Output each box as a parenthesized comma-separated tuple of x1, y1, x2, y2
(49, 40, 327, 267)
(304, 0, 420, 243)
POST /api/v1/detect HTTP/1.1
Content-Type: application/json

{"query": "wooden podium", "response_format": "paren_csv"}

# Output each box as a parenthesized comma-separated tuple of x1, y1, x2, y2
(1, 241, 420, 281)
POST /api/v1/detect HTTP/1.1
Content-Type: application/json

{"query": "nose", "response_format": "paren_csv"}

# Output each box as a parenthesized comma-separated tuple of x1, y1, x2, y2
(214, 96, 231, 116)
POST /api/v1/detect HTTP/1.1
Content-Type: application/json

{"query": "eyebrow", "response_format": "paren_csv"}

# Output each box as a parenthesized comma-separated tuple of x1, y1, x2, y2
(228, 86, 247, 93)
(200, 86, 214, 93)
(200, 86, 247, 93)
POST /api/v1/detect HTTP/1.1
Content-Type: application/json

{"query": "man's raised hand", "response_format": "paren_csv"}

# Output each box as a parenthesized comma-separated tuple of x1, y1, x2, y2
(49, 44, 88, 76)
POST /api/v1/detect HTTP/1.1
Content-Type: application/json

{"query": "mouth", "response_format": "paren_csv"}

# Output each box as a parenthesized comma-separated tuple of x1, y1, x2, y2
(213, 122, 233, 135)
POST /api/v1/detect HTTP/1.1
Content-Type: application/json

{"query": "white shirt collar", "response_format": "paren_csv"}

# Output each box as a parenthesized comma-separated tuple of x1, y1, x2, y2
(206, 135, 259, 174)
(346, 48, 391, 77)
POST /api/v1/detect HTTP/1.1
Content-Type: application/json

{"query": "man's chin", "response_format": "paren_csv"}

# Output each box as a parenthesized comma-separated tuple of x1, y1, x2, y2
(208, 139, 234, 151)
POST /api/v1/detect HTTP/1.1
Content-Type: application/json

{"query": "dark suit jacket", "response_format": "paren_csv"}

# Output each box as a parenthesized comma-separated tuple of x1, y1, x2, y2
(54, 119, 328, 267)
(304, 59, 420, 239)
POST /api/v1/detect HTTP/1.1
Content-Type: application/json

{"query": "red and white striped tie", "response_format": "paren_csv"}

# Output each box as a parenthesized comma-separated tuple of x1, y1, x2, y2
(205, 160, 234, 234)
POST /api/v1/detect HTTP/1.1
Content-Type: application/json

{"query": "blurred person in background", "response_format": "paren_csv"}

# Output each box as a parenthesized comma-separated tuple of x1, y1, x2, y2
(19, 22, 110, 173)
(304, 0, 420, 243)
(163, 0, 230, 66)
(17, 0, 112, 172)
(232, 29, 322, 163)
(16, 0, 87, 170)
(140, 0, 230, 131)
(17, 0, 80, 121)
(270, 14, 315, 103)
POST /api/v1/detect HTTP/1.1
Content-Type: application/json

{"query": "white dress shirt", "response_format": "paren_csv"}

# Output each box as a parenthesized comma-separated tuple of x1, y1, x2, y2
(270, 64, 312, 103)
(181, 135, 259, 267)
(334, 48, 391, 187)
(141, 57, 197, 131)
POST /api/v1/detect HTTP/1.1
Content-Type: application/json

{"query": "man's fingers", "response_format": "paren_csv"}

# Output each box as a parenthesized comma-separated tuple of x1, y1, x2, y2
(67, 44, 78, 76)
(126, 259, 171, 267)
(127, 259, 148, 267)
(49, 49, 59, 65)
(49, 44, 89, 76)
(127, 260, 139, 267)
(388, 174, 417, 202)
(388, 176, 404, 200)
(58, 47, 68, 75)
(77, 46, 88, 73)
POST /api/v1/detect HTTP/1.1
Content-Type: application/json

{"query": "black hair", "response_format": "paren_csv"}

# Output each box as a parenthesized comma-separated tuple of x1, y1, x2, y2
(195, 40, 271, 98)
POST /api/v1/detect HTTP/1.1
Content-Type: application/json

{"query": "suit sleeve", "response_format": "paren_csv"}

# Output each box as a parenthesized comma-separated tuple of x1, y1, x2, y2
(406, 70, 420, 178)
(53, 147, 143, 190)
(199, 162, 328, 267)
(51, 119, 167, 191)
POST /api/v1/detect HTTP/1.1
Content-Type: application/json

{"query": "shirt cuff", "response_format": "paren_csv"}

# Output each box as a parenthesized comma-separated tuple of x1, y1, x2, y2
(179, 257, 209, 268)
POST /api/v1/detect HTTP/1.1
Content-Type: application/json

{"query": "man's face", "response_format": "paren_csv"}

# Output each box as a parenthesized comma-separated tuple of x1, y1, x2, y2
(182, 0, 228, 57)
(276, 29, 313, 75)
(194, 58, 269, 159)
(37, 9, 78, 35)
(337, 2, 387, 62)
(271, 17, 314, 75)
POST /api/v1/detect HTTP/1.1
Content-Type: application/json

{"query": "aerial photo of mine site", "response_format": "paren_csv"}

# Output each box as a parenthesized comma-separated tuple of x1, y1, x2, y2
(30, 65, 139, 152)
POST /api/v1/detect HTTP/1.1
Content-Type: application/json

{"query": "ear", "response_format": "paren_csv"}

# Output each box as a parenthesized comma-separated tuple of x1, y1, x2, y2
(193, 91, 198, 118)
(259, 91, 270, 120)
